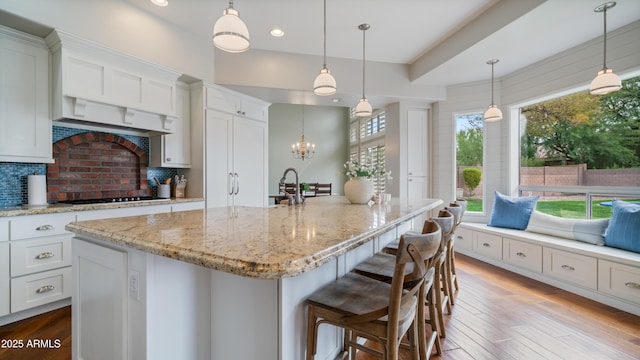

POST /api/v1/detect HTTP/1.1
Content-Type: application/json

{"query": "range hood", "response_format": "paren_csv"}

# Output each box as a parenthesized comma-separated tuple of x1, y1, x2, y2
(45, 30, 180, 135)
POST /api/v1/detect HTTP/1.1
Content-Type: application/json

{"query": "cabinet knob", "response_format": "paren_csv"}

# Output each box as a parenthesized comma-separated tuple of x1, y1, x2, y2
(482, 242, 490, 247)
(625, 282, 640, 290)
(237, 110, 246, 115)
(166, 157, 172, 162)
(516, 252, 527, 258)
(35, 224, 54, 231)
(561, 264, 575, 271)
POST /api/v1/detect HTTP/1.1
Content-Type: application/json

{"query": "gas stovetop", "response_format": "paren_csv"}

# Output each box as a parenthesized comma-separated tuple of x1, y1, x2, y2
(58, 196, 170, 206)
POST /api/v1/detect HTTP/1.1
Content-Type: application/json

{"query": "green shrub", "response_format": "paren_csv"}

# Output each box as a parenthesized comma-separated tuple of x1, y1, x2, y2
(462, 168, 482, 197)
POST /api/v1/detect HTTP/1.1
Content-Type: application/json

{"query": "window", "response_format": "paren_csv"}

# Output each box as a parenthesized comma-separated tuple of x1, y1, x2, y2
(455, 112, 484, 213)
(350, 111, 387, 193)
(517, 75, 640, 219)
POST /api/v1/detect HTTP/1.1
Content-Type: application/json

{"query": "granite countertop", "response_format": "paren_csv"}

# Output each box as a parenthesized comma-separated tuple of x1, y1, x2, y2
(0, 197, 204, 217)
(66, 196, 443, 279)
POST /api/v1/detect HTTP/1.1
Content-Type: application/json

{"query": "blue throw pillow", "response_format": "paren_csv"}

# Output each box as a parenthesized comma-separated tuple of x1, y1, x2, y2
(488, 191, 539, 230)
(604, 200, 640, 253)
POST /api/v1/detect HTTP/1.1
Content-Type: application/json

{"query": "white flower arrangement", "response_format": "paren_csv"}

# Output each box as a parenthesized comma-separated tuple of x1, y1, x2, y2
(343, 159, 392, 181)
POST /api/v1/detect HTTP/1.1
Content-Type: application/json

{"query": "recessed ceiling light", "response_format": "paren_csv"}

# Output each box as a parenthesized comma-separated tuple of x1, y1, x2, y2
(331, 98, 340, 103)
(270, 28, 285, 37)
(150, 0, 168, 7)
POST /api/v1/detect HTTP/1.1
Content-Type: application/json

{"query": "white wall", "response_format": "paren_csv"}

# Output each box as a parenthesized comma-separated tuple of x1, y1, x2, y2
(432, 20, 640, 223)
(0, 0, 215, 81)
(268, 104, 350, 197)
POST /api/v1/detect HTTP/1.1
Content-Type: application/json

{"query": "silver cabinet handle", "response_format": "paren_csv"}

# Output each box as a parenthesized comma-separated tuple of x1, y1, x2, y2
(516, 252, 527, 258)
(625, 282, 640, 290)
(482, 243, 490, 247)
(234, 173, 239, 195)
(228, 172, 234, 195)
(36, 285, 55, 294)
(456, 235, 463, 240)
(166, 157, 172, 162)
(36, 225, 54, 231)
(561, 265, 575, 271)
(35, 252, 54, 260)
(236, 110, 246, 116)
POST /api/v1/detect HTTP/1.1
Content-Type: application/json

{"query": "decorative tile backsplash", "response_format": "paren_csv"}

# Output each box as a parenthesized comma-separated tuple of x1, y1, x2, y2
(0, 126, 177, 207)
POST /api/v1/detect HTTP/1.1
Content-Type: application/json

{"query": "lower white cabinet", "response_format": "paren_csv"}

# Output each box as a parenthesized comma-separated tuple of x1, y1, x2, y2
(0, 243, 9, 317)
(11, 267, 72, 313)
(503, 237, 542, 273)
(10, 235, 72, 277)
(543, 248, 598, 290)
(72, 238, 128, 360)
(454, 227, 473, 251)
(598, 259, 640, 305)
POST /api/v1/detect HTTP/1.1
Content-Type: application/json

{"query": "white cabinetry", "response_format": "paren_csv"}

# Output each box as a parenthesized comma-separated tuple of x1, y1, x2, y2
(8, 213, 75, 313)
(406, 109, 429, 199)
(46, 30, 180, 134)
(188, 83, 269, 208)
(0, 220, 7, 317)
(0, 26, 52, 163)
(150, 82, 191, 168)
(543, 248, 597, 290)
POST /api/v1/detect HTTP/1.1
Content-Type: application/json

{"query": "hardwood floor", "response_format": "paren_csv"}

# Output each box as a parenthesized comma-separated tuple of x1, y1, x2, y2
(1, 254, 638, 360)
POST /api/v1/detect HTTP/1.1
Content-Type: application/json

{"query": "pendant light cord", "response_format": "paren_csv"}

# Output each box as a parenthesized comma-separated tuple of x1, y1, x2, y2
(322, 0, 327, 68)
(602, 6, 608, 70)
(361, 26, 366, 98)
(491, 62, 495, 105)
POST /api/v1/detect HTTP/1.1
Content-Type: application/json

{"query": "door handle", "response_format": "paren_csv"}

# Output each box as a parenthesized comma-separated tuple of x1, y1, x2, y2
(228, 173, 234, 195)
(234, 173, 240, 195)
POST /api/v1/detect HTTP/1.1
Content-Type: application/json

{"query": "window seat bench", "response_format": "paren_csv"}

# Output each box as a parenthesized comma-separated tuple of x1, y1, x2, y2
(456, 222, 640, 316)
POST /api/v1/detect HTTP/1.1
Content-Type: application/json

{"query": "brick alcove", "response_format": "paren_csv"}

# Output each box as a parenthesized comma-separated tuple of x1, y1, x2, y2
(47, 132, 150, 202)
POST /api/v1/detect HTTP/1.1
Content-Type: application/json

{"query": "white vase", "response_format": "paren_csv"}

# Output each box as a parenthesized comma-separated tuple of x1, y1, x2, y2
(344, 177, 374, 204)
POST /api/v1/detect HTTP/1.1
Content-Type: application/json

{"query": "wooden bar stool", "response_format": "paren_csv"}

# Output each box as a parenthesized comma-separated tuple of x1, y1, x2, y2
(444, 202, 465, 302)
(351, 221, 443, 358)
(306, 227, 442, 360)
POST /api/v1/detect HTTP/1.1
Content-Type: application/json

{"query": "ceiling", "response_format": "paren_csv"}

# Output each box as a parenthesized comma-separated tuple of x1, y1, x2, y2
(125, 0, 640, 87)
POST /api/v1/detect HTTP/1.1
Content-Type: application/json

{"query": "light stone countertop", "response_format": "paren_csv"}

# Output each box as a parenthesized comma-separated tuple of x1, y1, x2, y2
(0, 197, 204, 217)
(66, 196, 443, 279)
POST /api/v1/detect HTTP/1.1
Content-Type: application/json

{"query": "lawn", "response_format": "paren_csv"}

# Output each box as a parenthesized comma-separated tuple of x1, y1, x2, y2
(462, 198, 638, 219)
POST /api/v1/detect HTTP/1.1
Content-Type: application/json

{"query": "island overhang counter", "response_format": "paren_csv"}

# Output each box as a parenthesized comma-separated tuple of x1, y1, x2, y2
(67, 196, 442, 360)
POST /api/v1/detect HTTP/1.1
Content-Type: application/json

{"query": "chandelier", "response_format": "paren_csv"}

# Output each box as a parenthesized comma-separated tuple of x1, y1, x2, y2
(292, 106, 315, 160)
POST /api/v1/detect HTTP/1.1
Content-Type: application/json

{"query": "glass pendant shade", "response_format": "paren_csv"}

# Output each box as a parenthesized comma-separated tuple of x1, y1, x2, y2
(355, 98, 372, 118)
(212, 5, 250, 53)
(313, 67, 337, 96)
(589, 68, 622, 94)
(483, 104, 503, 122)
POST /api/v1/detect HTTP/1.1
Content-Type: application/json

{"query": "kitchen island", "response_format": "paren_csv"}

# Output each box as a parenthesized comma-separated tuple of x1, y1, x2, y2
(66, 196, 442, 360)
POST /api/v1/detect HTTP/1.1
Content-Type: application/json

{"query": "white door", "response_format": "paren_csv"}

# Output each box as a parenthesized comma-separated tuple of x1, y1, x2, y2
(233, 116, 267, 207)
(406, 110, 429, 199)
(205, 109, 233, 208)
(73, 239, 128, 360)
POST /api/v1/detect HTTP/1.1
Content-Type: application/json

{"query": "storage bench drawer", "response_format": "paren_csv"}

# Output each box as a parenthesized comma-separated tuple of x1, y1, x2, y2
(598, 259, 640, 305)
(11, 267, 72, 312)
(503, 237, 542, 273)
(543, 248, 597, 290)
(10, 213, 75, 240)
(474, 232, 502, 260)
(11, 235, 72, 277)
(454, 227, 473, 251)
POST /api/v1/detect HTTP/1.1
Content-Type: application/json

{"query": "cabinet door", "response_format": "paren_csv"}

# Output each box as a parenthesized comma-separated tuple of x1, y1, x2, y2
(233, 116, 267, 207)
(205, 109, 233, 208)
(73, 239, 128, 360)
(0, 243, 9, 317)
(152, 83, 191, 168)
(0, 30, 52, 163)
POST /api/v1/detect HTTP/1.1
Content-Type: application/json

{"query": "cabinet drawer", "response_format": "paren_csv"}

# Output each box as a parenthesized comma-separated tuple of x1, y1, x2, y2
(474, 232, 502, 260)
(598, 260, 640, 305)
(454, 227, 473, 251)
(10, 213, 75, 240)
(543, 248, 597, 290)
(11, 235, 72, 277)
(503, 238, 542, 273)
(11, 267, 72, 312)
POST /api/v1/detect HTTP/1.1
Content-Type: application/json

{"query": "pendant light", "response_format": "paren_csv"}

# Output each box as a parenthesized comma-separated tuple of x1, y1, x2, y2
(313, 0, 337, 96)
(355, 24, 372, 118)
(589, 2, 622, 95)
(483, 59, 502, 122)
(212, 0, 250, 53)
(292, 105, 316, 161)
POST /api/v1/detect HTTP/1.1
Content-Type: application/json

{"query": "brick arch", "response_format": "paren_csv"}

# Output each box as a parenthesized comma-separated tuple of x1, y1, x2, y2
(47, 132, 150, 202)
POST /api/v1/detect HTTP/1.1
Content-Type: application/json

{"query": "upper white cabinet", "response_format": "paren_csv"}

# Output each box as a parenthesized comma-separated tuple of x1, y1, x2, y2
(45, 30, 180, 135)
(0, 26, 53, 163)
(186, 82, 269, 207)
(150, 82, 191, 168)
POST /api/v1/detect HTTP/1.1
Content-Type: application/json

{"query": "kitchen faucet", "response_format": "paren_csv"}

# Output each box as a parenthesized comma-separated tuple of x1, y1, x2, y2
(280, 167, 302, 205)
